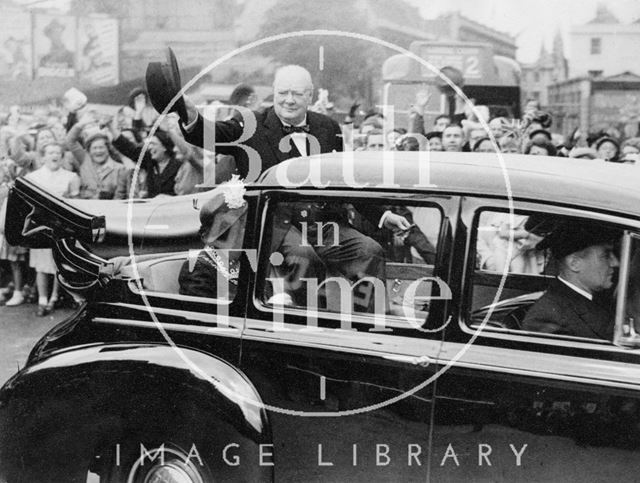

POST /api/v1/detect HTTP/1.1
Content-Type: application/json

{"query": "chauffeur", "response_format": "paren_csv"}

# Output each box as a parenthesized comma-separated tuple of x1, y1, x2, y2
(522, 221, 619, 339)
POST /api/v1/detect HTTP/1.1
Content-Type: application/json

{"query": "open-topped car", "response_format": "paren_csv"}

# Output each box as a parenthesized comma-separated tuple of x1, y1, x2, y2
(2, 152, 640, 482)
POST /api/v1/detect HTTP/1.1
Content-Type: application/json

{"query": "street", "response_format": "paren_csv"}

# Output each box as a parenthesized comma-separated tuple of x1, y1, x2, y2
(0, 304, 72, 385)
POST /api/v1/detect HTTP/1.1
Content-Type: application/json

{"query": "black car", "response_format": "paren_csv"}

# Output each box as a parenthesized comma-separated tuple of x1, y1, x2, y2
(2, 152, 640, 482)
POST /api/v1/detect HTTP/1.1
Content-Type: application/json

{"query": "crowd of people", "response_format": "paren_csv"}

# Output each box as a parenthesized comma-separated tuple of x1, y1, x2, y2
(0, 73, 638, 315)
(0, 85, 211, 314)
(342, 95, 640, 163)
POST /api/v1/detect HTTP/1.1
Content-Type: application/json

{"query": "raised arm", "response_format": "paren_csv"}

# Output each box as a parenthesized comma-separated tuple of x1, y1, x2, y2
(109, 118, 147, 168)
(179, 96, 244, 154)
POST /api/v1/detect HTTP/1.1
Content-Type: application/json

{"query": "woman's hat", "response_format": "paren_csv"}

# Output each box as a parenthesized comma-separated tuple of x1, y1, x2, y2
(199, 176, 247, 243)
(528, 129, 552, 142)
(151, 129, 175, 154)
(595, 136, 620, 151)
(84, 130, 110, 148)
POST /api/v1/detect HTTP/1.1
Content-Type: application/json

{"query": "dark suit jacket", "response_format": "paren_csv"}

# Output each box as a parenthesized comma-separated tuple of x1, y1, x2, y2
(182, 107, 343, 179)
(185, 106, 351, 251)
(521, 278, 614, 340)
(178, 251, 237, 300)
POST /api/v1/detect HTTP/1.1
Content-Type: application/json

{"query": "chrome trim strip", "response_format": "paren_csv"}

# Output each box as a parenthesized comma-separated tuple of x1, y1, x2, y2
(95, 310, 640, 390)
(250, 302, 425, 330)
(98, 302, 237, 322)
(93, 318, 243, 337)
(242, 319, 442, 355)
(245, 322, 640, 390)
(439, 359, 640, 391)
(459, 323, 628, 351)
(437, 341, 640, 389)
(128, 280, 233, 305)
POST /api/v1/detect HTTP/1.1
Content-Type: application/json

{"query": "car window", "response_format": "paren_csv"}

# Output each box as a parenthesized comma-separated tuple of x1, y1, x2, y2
(475, 212, 548, 275)
(468, 209, 623, 342)
(621, 234, 640, 340)
(131, 191, 249, 304)
(258, 196, 443, 326)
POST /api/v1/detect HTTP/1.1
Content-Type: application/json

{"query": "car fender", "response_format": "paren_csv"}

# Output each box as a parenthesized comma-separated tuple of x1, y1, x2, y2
(0, 343, 272, 483)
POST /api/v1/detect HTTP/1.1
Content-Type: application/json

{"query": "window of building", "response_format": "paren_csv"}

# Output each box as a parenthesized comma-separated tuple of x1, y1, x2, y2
(591, 38, 602, 55)
(533, 72, 540, 83)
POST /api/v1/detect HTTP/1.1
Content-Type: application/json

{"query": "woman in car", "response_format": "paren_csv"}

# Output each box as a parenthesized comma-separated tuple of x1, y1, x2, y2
(179, 176, 247, 300)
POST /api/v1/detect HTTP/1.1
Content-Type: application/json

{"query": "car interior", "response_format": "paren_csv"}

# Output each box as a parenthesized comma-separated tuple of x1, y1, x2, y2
(469, 211, 625, 338)
(114, 200, 443, 324)
(111, 205, 633, 341)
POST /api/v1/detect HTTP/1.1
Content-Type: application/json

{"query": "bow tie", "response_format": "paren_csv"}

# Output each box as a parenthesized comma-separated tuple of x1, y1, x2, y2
(282, 124, 310, 134)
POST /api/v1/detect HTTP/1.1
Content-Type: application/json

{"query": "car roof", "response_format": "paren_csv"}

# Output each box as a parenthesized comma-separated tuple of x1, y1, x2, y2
(257, 152, 640, 218)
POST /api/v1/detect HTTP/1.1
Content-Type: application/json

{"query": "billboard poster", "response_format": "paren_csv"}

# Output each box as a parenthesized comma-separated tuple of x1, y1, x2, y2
(77, 16, 119, 86)
(0, 9, 32, 80)
(33, 13, 76, 78)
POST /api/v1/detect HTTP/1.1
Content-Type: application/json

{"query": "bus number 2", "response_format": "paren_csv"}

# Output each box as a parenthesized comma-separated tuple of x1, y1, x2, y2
(464, 56, 480, 78)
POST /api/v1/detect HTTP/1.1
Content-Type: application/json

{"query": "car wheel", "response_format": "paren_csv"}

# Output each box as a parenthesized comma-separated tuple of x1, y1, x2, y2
(89, 441, 213, 483)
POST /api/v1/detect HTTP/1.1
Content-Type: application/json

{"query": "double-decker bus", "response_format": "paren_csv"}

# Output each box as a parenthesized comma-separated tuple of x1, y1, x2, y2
(382, 41, 521, 129)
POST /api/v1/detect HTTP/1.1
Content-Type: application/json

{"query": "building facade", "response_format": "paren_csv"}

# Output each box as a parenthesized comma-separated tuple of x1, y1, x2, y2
(548, 72, 640, 139)
(424, 11, 517, 59)
(520, 32, 568, 108)
(569, 4, 640, 78)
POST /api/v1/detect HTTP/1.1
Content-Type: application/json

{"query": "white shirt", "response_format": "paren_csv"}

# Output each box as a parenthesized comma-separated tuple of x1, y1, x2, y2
(281, 117, 308, 157)
(27, 166, 80, 198)
(558, 275, 592, 301)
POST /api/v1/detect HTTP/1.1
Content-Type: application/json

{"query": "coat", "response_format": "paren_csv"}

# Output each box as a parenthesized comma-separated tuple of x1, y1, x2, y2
(182, 106, 343, 180)
(78, 156, 129, 199)
(521, 278, 614, 340)
(112, 135, 181, 197)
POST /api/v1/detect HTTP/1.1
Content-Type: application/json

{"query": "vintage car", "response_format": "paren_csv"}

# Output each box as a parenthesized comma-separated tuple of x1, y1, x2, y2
(2, 152, 640, 482)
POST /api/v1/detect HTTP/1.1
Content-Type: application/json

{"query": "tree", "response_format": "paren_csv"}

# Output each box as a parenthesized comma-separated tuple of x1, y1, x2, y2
(254, 0, 390, 106)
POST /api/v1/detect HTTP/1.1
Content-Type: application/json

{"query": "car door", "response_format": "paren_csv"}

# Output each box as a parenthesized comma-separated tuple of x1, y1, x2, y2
(429, 196, 640, 482)
(237, 188, 458, 481)
(5, 176, 248, 364)
(85, 190, 266, 366)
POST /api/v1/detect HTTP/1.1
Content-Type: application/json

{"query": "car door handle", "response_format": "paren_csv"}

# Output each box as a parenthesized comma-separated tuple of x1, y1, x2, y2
(384, 354, 433, 367)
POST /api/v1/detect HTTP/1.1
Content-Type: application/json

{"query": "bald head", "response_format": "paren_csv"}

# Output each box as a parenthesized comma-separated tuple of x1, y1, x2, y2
(273, 65, 313, 91)
(273, 65, 314, 125)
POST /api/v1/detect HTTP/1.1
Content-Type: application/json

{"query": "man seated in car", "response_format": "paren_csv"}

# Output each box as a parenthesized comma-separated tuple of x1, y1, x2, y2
(522, 221, 620, 339)
(269, 201, 390, 310)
